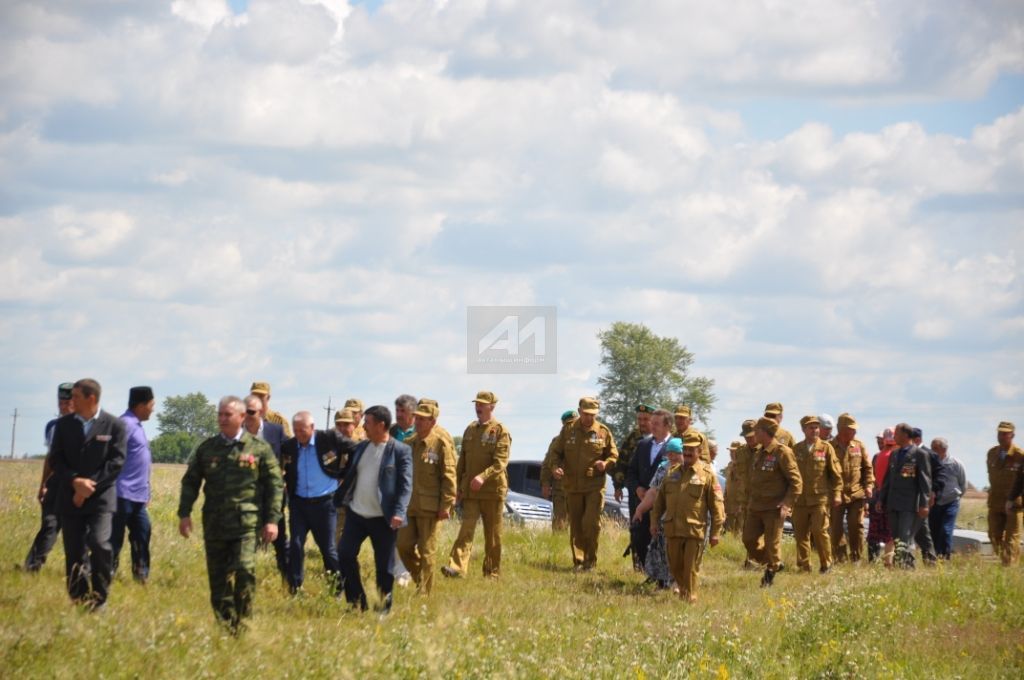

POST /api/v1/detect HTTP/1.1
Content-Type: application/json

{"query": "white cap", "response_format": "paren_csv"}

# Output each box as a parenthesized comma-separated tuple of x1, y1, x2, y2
(818, 413, 835, 429)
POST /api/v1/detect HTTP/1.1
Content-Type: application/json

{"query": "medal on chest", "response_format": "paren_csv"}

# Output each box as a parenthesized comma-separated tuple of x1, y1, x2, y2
(762, 454, 777, 471)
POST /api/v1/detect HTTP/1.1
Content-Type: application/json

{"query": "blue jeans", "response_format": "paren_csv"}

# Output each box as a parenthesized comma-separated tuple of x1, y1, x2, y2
(338, 510, 396, 609)
(928, 499, 959, 559)
(111, 498, 151, 581)
(287, 495, 339, 591)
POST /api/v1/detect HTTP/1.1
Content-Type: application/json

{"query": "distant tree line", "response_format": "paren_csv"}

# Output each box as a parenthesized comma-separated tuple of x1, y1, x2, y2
(150, 392, 217, 464)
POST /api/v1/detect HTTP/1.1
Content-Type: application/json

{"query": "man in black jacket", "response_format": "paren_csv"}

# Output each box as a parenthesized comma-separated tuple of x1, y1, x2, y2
(626, 408, 673, 575)
(910, 427, 945, 564)
(243, 394, 288, 580)
(48, 378, 127, 609)
(281, 411, 357, 594)
(877, 423, 932, 569)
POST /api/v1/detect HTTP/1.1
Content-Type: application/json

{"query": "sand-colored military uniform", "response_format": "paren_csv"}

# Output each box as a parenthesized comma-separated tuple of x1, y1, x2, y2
(264, 408, 293, 438)
(541, 434, 569, 531)
(792, 439, 842, 571)
(178, 432, 283, 630)
(774, 427, 796, 450)
(652, 461, 725, 601)
(550, 416, 618, 569)
(446, 419, 511, 577)
(724, 459, 748, 536)
(732, 442, 757, 542)
(830, 437, 874, 562)
(743, 441, 801, 570)
(987, 443, 1024, 565)
(674, 426, 711, 463)
(397, 429, 457, 593)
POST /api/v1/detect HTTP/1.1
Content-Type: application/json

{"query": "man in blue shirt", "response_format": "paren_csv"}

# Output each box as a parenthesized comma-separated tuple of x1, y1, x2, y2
(281, 411, 356, 595)
(23, 382, 74, 571)
(111, 386, 155, 583)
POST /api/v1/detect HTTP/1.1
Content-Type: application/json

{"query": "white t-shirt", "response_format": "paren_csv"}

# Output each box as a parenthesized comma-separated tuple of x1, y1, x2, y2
(350, 441, 385, 518)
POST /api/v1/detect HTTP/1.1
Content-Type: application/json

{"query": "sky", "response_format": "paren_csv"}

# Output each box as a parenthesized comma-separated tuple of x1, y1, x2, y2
(1, 0, 1022, 487)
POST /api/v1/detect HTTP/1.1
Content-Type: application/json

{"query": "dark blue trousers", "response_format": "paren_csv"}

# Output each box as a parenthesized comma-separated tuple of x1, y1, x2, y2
(928, 499, 959, 558)
(287, 495, 339, 590)
(111, 498, 151, 581)
(338, 510, 396, 608)
(24, 482, 61, 571)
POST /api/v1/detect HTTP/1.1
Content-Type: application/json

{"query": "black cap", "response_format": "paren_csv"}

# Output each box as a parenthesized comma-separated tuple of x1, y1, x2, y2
(910, 427, 923, 439)
(57, 383, 74, 400)
(129, 386, 155, 408)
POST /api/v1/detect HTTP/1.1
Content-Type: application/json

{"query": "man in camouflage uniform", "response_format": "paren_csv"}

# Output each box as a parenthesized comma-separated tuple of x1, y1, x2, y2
(250, 381, 292, 438)
(396, 402, 456, 594)
(791, 415, 842, 573)
(541, 410, 577, 532)
(651, 431, 725, 602)
(991, 421, 1024, 565)
(763, 402, 796, 449)
(178, 395, 283, 633)
(613, 404, 654, 502)
(443, 391, 511, 578)
(673, 405, 710, 462)
(550, 397, 619, 571)
(334, 408, 357, 439)
(830, 413, 874, 562)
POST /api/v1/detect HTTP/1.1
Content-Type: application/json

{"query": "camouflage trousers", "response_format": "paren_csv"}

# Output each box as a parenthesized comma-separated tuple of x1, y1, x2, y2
(204, 534, 257, 631)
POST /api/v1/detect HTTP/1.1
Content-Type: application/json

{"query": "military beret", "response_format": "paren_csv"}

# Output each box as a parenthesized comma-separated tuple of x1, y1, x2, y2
(57, 382, 74, 400)
(128, 386, 154, 408)
(998, 421, 1016, 433)
(674, 404, 692, 417)
(837, 413, 858, 430)
(755, 417, 779, 436)
(636, 404, 656, 413)
(799, 414, 819, 428)
(764, 402, 783, 416)
(818, 413, 835, 429)
(250, 381, 271, 396)
(344, 398, 364, 411)
(472, 391, 498, 405)
(665, 437, 684, 454)
(414, 403, 439, 419)
(740, 419, 757, 436)
(561, 410, 577, 423)
(334, 408, 355, 423)
(578, 397, 599, 415)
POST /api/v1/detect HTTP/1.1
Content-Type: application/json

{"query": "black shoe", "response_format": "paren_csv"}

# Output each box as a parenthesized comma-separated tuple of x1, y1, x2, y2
(375, 593, 393, 616)
(819, 565, 831, 574)
(760, 568, 775, 587)
(776, 563, 785, 572)
(440, 566, 461, 578)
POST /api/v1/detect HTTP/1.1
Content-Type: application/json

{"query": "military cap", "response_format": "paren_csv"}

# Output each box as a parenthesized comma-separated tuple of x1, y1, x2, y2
(578, 397, 599, 415)
(740, 419, 757, 436)
(414, 402, 439, 419)
(674, 404, 692, 417)
(57, 382, 74, 400)
(818, 413, 835, 429)
(998, 421, 1016, 433)
(561, 409, 577, 422)
(418, 398, 438, 407)
(729, 439, 743, 451)
(755, 417, 779, 436)
(636, 403, 656, 413)
(683, 431, 703, 448)
(472, 391, 498, 404)
(837, 413, 858, 430)
(129, 386, 154, 408)
(344, 398, 364, 411)
(799, 414, 819, 428)
(764, 402, 783, 416)
(250, 381, 271, 396)
(910, 426, 923, 440)
(334, 408, 355, 423)
(665, 437, 684, 454)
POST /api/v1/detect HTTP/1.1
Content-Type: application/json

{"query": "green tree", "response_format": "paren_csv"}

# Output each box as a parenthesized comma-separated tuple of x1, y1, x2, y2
(596, 322, 716, 443)
(150, 431, 198, 464)
(152, 392, 217, 464)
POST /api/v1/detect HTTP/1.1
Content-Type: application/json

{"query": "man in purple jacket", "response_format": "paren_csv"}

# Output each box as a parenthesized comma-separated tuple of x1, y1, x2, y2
(111, 386, 155, 583)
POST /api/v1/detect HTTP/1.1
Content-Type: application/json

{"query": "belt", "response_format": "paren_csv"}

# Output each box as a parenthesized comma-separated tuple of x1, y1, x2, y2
(295, 492, 335, 503)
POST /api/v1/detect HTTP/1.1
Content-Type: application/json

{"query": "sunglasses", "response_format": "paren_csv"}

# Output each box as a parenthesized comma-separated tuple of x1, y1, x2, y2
(245, 409, 258, 416)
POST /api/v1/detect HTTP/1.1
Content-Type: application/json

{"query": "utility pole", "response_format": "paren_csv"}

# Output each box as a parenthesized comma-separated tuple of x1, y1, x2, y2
(9, 408, 17, 458)
(322, 396, 332, 431)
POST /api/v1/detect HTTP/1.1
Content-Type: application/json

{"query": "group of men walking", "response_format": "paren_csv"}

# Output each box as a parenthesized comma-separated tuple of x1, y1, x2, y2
(21, 378, 1024, 628)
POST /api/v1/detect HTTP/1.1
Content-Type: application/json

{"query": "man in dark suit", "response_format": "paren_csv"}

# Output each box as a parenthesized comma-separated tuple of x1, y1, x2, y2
(877, 423, 932, 569)
(337, 405, 412, 614)
(48, 378, 127, 609)
(243, 394, 288, 580)
(626, 408, 673, 574)
(281, 411, 356, 594)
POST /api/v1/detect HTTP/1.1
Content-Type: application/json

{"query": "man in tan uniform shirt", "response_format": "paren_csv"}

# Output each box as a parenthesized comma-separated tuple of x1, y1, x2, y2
(443, 391, 511, 578)
(763, 402, 796, 449)
(541, 410, 577, 531)
(791, 415, 843, 573)
(830, 413, 874, 562)
(673, 405, 710, 463)
(550, 397, 619, 571)
(990, 421, 1023, 565)
(250, 381, 293, 438)
(651, 432, 725, 603)
(743, 417, 802, 587)
(396, 402, 456, 594)
(342, 399, 366, 442)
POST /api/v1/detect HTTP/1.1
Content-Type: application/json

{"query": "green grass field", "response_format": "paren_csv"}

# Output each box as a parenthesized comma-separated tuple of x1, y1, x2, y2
(1, 460, 1021, 679)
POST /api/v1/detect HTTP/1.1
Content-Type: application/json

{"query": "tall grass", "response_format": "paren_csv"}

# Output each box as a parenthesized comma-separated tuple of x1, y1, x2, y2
(1, 461, 1021, 678)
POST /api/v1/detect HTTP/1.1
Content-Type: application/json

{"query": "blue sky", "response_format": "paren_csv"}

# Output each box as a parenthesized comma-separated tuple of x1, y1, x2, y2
(1, 0, 1022, 486)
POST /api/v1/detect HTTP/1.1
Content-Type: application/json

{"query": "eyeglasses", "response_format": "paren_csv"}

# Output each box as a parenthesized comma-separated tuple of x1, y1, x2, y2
(245, 409, 258, 416)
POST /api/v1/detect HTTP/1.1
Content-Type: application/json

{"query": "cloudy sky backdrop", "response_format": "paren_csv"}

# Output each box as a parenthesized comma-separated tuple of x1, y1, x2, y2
(2, 0, 1022, 485)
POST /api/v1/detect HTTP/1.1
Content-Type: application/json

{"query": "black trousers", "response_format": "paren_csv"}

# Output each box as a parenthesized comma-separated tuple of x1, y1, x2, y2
(111, 498, 151, 580)
(62, 510, 114, 606)
(338, 510, 396, 608)
(24, 485, 61, 571)
(288, 495, 340, 590)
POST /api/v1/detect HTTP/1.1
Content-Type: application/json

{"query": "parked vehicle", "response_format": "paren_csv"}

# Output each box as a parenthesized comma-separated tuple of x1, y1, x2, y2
(506, 460, 630, 526)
